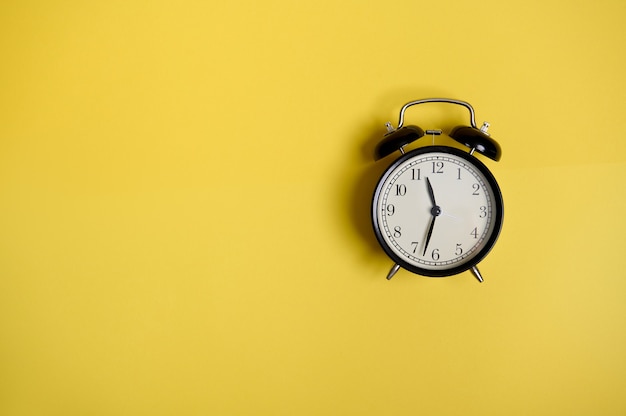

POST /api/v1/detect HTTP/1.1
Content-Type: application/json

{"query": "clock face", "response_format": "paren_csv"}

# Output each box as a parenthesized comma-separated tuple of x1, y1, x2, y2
(372, 146, 503, 277)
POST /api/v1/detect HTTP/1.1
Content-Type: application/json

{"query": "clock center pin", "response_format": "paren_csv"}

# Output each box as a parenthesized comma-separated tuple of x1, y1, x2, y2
(431, 206, 442, 216)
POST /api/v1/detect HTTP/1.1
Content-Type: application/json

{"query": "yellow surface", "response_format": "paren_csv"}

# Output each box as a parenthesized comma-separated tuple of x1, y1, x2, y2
(1, 0, 625, 414)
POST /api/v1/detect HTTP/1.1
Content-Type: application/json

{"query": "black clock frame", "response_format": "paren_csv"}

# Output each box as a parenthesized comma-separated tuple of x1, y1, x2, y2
(371, 145, 504, 277)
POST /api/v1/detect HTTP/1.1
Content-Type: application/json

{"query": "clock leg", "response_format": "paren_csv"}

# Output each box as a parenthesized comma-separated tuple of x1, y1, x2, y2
(471, 266, 484, 283)
(386, 263, 401, 280)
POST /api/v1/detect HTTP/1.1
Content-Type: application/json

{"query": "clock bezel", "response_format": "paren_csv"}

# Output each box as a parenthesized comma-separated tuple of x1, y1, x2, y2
(371, 145, 504, 277)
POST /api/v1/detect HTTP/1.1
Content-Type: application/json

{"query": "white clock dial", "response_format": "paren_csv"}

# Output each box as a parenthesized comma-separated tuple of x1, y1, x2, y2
(372, 146, 503, 277)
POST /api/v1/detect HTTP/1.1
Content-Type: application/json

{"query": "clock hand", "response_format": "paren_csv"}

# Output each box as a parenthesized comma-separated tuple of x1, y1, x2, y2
(422, 215, 436, 256)
(422, 177, 442, 256)
(426, 176, 437, 206)
(426, 176, 457, 220)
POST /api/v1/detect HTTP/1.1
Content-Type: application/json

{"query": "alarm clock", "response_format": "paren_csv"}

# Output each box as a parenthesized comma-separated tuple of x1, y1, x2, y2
(371, 98, 504, 282)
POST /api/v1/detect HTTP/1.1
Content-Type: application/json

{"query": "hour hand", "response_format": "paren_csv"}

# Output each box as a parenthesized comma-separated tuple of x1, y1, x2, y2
(426, 177, 437, 207)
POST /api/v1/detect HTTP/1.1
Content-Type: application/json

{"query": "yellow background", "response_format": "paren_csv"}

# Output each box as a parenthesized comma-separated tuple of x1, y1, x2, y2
(1, 0, 625, 414)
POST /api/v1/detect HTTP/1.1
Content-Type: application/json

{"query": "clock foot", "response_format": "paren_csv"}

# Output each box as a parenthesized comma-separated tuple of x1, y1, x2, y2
(471, 266, 484, 283)
(386, 263, 401, 280)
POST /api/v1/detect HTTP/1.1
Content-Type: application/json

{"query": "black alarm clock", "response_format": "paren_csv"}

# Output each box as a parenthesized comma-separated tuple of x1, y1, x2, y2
(371, 98, 504, 282)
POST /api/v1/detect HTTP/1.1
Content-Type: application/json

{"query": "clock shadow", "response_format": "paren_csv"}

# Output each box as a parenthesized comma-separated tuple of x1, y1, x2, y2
(348, 120, 391, 255)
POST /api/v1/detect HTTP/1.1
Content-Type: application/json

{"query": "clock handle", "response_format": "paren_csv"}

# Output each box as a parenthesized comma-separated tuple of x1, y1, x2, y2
(396, 98, 477, 130)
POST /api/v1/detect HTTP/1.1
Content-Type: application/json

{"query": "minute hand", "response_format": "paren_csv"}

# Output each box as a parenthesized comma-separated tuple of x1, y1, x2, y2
(422, 216, 436, 256)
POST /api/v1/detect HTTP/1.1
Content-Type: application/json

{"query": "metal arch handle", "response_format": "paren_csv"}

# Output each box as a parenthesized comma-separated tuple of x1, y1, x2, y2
(396, 98, 477, 130)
